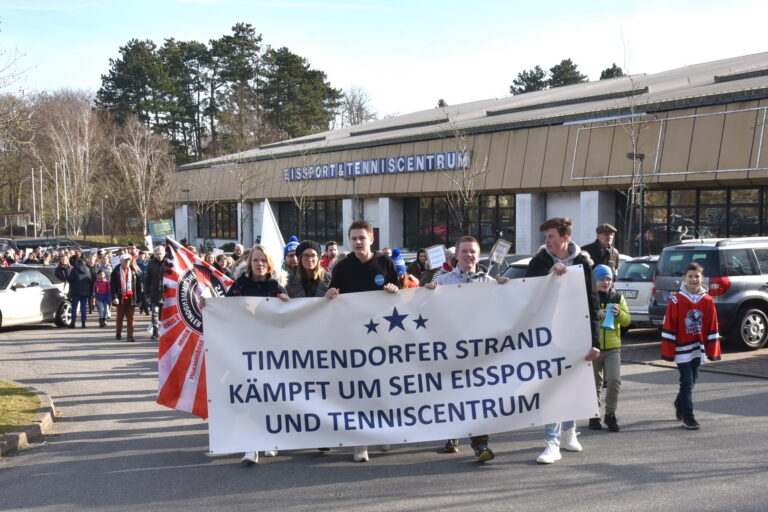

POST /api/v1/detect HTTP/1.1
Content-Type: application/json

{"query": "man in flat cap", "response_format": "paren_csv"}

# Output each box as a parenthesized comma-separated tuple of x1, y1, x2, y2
(582, 224, 620, 276)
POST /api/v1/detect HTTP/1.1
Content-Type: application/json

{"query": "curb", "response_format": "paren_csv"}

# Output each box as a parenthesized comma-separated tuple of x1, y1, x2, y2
(623, 358, 768, 380)
(0, 381, 57, 457)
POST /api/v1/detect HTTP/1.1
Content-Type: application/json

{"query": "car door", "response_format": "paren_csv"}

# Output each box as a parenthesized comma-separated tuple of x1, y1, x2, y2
(32, 270, 61, 320)
(9, 271, 45, 323)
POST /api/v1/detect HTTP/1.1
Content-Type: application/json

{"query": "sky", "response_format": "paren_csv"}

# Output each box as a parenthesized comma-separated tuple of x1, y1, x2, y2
(2, 0, 768, 118)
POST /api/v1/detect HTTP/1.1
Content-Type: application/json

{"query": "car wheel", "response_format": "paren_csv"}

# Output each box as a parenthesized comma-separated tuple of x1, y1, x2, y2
(55, 301, 72, 327)
(732, 307, 768, 350)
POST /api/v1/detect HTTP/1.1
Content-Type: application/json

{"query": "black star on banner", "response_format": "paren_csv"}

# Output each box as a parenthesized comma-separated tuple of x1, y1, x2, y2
(364, 319, 379, 334)
(413, 314, 428, 329)
(383, 307, 409, 332)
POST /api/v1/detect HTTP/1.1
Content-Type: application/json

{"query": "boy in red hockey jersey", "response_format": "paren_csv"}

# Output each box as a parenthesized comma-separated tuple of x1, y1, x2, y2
(661, 262, 721, 430)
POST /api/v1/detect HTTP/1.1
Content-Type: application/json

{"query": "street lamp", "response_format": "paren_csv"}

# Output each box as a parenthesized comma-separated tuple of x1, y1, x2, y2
(626, 152, 646, 255)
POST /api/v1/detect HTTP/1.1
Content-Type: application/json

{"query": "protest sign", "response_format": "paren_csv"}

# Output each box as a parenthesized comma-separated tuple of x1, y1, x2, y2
(204, 268, 598, 453)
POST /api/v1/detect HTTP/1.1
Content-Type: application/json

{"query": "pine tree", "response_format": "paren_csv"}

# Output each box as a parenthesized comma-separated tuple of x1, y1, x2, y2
(510, 65, 547, 95)
(547, 59, 588, 88)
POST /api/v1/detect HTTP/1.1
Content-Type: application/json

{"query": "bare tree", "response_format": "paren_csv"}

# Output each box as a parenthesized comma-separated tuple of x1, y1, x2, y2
(112, 116, 175, 236)
(31, 90, 108, 236)
(438, 111, 488, 237)
(0, 93, 34, 212)
(336, 87, 377, 128)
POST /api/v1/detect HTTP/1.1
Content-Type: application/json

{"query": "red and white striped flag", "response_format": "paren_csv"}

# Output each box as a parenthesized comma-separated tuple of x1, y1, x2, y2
(156, 238, 233, 419)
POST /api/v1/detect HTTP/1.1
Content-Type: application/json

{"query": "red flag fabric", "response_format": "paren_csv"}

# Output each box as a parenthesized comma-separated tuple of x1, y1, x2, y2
(156, 238, 234, 419)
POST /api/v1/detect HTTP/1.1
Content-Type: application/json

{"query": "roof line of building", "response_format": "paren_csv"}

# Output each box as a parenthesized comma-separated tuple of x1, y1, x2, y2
(177, 87, 768, 172)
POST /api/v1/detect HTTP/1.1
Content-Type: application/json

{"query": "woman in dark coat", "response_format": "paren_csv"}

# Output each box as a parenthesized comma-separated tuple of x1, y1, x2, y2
(218, 244, 288, 465)
(285, 240, 331, 298)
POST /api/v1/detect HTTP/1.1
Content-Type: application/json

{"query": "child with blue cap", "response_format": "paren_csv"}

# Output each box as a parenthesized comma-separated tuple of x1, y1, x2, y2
(591, 264, 630, 432)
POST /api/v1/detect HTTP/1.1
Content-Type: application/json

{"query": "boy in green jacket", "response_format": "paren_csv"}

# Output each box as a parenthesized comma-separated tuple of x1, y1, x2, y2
(591, 264, 631, 432)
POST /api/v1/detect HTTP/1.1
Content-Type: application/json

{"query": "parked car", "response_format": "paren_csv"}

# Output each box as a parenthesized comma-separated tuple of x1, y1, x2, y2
(501, 257, 533, 279)
(649, 237, 768, 350)
(479, 254, 532, 277)
(615, 256, 658, 329)
(13, 237, 91, 253)
(0, 238, 15, 253)
(0, 265, 71, 329)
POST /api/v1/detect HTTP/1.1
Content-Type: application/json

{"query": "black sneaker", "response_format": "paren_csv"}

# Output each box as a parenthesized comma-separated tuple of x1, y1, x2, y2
(444, 439, 459, 453)
(474, 443, 494, 463)
(683, 417, 700, 430)
(588, 418, 602, 430)
(116, 333, 121, 340)
(674, 399, 682, 420)
(604, 413, 620, 432)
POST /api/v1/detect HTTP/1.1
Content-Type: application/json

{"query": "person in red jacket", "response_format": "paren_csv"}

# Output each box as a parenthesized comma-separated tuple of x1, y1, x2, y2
(661, 262, 721, 430)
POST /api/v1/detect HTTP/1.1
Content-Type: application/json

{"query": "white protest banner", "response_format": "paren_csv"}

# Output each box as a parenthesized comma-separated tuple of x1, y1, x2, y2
(204, 267, 598, 454)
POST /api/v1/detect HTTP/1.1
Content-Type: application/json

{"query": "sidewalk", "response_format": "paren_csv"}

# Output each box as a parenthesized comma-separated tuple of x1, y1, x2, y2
(621, 330, 768, 379)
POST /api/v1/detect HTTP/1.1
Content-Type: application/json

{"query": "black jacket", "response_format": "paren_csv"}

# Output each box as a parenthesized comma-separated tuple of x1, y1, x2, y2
(525, 248, 601, 349)
(67, 260, 93, 297)
(145, 257, 166, 303)
(110, 265, 142, 305)
(226, 275, 286, 297)
(581, 240, 619, 274)
(330, 251, 398, 294)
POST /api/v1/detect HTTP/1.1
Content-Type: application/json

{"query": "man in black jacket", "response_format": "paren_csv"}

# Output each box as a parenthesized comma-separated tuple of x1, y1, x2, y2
(111, 254, 142, 342)
(325, 220, 398, 462)
(68, 255, 94, 328)
(145, 245, 167, 340)
(581, 223, 619, 275)
(525, 217, 601, 464)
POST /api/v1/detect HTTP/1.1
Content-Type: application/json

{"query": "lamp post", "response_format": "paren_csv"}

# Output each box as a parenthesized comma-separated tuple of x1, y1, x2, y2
(626, 152, 646, 255)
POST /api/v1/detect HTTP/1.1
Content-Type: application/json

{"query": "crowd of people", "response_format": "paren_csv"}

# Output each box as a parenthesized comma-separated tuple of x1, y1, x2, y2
(207, 218, 721, 466)
(3, 216, 720, 466)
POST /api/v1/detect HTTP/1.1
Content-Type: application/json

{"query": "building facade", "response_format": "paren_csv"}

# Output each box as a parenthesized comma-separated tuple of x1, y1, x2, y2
(171, 53, 768, 255)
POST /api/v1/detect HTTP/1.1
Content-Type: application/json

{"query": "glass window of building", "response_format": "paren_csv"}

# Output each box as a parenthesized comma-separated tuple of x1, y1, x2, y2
(197, 202, 238, 239)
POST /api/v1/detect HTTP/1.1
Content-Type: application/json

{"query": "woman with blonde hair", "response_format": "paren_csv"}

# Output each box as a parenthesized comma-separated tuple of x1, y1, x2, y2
(285, 240, 331, 298)
(222, 244, 288, 465)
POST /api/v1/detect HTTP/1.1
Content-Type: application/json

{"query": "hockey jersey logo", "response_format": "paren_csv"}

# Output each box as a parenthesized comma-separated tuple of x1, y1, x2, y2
(685, 309, 703, 335)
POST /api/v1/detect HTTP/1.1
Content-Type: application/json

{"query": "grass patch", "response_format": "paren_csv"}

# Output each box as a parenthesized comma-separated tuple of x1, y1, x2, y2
(0, 380, 40, 437)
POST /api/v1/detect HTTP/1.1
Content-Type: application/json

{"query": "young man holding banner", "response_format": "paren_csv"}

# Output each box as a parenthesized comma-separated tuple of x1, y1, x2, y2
(326, 220, 399, 462)
(525, 217, 601, 464)
(425, 235, 509, 463)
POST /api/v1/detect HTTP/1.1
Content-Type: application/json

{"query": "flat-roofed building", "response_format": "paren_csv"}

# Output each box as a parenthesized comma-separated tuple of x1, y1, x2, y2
(171, 52, 768, 255)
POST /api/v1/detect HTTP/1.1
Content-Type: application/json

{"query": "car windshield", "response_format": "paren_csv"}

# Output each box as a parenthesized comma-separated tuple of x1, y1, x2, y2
(0, 272, 14, 290)
(617, 261, 656, 282)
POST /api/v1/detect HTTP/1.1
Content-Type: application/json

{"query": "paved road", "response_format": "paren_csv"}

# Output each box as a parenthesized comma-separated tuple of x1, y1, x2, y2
(1, 320, 766, 511)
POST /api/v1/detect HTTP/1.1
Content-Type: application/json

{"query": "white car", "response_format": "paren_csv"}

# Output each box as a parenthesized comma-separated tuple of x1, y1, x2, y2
(614, 255, 658, 328)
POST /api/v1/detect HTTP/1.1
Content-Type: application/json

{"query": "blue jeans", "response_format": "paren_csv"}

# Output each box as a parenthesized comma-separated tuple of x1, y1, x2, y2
(96, 300, 110, 320)
(544, 420, 575, 443)
(677, 358, 701, 420)
(70, 296, 88, 325)
(149, 302, 162, 334)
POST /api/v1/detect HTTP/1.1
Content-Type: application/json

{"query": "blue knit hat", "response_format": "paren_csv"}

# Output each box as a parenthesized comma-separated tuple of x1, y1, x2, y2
(284, 236, 299, 258)
(593, 264, 613, 281)
(392, 248, 406, 276)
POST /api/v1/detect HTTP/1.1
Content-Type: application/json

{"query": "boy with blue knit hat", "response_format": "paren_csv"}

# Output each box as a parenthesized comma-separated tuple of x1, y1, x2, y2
(283, 235, 300, 273)
(392, 248, 418, 288)
(591, 264, 630, 432)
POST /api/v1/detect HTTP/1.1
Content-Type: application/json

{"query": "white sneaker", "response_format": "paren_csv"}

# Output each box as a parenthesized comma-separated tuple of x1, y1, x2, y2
(353, 446, 369, 462)
(241, 451, 258, 464)
(377, 444, 390, 452)
(536, 441, 562, 464)
(561, 427, 583, 452)
(264, 450, 278, 457)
